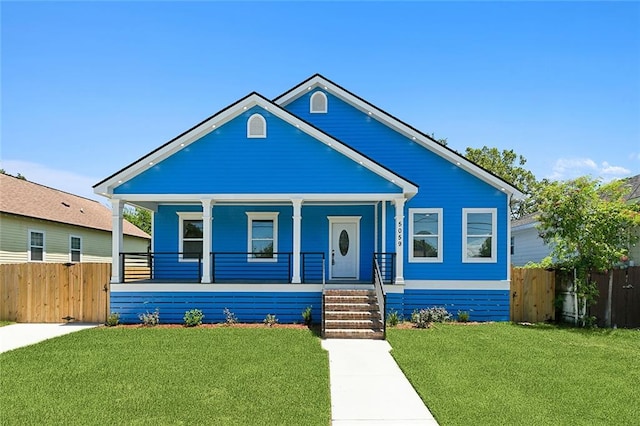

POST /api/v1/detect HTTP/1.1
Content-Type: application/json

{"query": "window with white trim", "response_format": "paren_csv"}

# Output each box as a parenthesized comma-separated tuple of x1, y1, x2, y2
(246, 212, 278, 261)
(409, 208, 443, 262)
(29, 230, 45, 262)
(310, 91, 328, 113)
(178, 213, 203, 261)
(247, 113, 266, 138)
(70, 235, 82, 263)
(463, 208, 497, 262)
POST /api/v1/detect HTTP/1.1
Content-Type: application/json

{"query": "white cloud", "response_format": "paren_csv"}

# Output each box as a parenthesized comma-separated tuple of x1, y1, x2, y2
(0, 160, 103, 202)
(548, 158, 631, 181)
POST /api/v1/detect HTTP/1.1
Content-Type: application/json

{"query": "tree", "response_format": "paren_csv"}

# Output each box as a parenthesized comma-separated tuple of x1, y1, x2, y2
(535, 176, 640, 326)
(429, 133, 448, 146)
(123, 206, 152, 235)
(465, 146, 541, 220)
(0, 169, 27, 180)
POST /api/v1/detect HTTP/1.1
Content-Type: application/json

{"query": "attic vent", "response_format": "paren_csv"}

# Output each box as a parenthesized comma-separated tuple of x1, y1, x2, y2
(61, 202, 70, 207)
(310, 91, 327, 113)
(247, 114, 266, 138)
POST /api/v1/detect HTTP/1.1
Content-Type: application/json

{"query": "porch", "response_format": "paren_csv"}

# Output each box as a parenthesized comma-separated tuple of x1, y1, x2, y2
(119, 251, 396, 285)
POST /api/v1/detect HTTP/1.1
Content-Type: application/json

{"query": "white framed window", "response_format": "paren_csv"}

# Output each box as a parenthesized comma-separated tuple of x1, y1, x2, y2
(409, 208, 443, 262)
(246, 212, 279, 262)
(28, 230, 45, 262)
(310, 91, 328, 113)
(463, 208, 497, 263)
(70, 235, 82, 263)
(178, 212, 203, 261)
(247, 113, 266, 138)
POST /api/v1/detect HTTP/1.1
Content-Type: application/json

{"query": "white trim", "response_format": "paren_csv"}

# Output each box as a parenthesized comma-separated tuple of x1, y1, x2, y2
(408, 208, 443, 263)
(94, 94, 417, 198)
(310, 91, 328, 113)
(111, 193, 407, 203)
(291, 199, 302, 283)
(246, 212, 279, 262)
(462, 208, 497, 263)
(201, 199, 213, 283)
(111, 283, 324, 293)
(247, 113, 267, 138)
(381, 201, 386, 252)
(28, 229, 45, 262)
(404, 280, 510, 291)
(328, 216, 361, 280)
(506, 196, 512, 281)
(111, 199, 123, 283)
(177, 212, 204, 262)
(69, 235, 82, 263)
(393, 198, 405, 284)
(274, 75, 523, 199)
(374, 202, 379, 253)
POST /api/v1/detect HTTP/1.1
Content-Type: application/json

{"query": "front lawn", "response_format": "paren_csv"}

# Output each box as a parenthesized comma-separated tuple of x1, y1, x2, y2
(388, 323, 640, 426)
(0, 327, 330, 425)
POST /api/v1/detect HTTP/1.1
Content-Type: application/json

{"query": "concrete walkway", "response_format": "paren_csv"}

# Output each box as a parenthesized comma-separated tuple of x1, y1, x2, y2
(0, 323, 98, 354)
(322, 339, 439, 425)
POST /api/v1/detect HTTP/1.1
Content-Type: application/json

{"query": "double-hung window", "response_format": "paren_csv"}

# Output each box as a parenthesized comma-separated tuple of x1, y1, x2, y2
(246, 212, 278, 261)
(409, 208, 443, 262)
(70, 235, 82, 263)
(463, 208, 497, 262)
(29, 230, 45, 262)
(178, 213, 203, 261)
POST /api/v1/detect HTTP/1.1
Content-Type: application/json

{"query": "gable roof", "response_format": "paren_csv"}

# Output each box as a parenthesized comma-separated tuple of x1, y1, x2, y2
(1, 174, 150, 239)
(94, 92, 418, 198)
(274, 74, 524, 199)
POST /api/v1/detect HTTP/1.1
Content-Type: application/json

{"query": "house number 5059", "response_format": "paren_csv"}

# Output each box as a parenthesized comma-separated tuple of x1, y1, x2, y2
(397, 221, 403, 247)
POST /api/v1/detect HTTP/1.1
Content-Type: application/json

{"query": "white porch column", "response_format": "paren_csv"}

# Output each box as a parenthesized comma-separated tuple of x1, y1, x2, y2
(201, 199, 213, 283)
(291, 198, 303, 284)
(111, 199, 124, 283)
(393, 197, 405, 285)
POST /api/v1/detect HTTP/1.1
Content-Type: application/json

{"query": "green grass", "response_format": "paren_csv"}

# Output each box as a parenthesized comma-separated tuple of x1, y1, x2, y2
(0, 321, 13, 327)
(388, 323, 640, 426)
(0, 327, 330, 425)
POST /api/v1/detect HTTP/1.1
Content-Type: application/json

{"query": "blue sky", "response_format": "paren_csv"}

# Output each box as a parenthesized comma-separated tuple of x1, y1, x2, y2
(2, 1, 639, 201)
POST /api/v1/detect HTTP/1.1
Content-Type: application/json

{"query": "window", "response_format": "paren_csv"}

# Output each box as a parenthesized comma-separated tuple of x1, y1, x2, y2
(409, 208, 443, 262)
(70, 236, 82, 263)
(178, 213, 203, 261)
(246, 212, 279, 261)
(463, 208, 497, 262)
(29, 230, 45, 262)
(510, 236, 515, 256)
(247, 113, 266, 138)
(310, 91, 328, 113)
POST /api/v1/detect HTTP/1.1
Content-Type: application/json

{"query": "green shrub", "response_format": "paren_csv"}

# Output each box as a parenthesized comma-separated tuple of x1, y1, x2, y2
(223, 307, 237, 325)
(411, 307, 451, 328)
(139, 309, 160, 326)
(183, 309, 204, 327)
(302, 306, 313, 326)
(387, 309, 401, 327)
(263, 314, 278, 327)
(105, 312, 120, 327)
(457, 310, 470, 322)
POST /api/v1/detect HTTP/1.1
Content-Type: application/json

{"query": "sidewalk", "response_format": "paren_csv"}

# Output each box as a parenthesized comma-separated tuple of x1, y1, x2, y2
(322, 339, 439, 425)
(0, 323, 98, 354)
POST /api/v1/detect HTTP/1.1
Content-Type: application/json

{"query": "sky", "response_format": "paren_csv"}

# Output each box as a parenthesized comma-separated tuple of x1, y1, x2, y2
(2, 1, 639, 201)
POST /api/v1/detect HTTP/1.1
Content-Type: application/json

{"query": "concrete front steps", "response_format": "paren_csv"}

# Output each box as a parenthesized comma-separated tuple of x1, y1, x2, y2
(323, 289, 384, 339)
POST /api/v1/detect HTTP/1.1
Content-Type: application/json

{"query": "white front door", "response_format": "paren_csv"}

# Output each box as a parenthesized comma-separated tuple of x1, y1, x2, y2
(329, 217, 360, 280)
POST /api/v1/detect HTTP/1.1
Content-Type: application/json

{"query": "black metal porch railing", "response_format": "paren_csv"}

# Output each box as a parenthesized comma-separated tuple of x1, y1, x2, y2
(121, 252, 202, 283)
(373, 252, 396, 284)
(211, 252, 292, 283)
(301, 252, 325, 284)
(372, 255, 387, 339)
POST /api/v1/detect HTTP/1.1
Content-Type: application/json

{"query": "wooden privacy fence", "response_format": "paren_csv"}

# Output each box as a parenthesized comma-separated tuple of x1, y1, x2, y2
(589, 266, 640, 328)
(0, 263, 111, 323)
(510, 267, 555, 323)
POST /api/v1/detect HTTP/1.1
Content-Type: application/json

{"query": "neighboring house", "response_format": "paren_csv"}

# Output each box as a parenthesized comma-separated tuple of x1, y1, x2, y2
(0, 174, 150, 264)
(94, 74, 522, 325)
(511, 174, 640, 267)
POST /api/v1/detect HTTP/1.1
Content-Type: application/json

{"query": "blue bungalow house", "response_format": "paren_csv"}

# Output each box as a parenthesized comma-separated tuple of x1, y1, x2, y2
(94, 74, 522, 334)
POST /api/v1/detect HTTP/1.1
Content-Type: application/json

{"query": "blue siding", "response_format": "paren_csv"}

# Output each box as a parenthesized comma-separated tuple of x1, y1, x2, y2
(286, 91, 510, 281)
(403, 289, 510, 321)
(114, 106, 401, 195)
(386, 292, 404, 318)
(111, 291, 322, 324)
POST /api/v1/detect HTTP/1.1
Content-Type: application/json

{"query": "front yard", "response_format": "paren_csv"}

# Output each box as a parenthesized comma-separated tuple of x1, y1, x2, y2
(0, 327, 330, 425)
(388, 323, 640, 425)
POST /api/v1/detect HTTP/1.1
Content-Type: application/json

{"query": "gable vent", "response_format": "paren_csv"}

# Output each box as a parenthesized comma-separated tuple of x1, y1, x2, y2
(247, 113, 266, 138)
(310, 91, 328, 113)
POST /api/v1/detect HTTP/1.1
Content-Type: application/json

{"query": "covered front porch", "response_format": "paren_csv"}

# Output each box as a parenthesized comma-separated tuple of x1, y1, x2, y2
(109, 194, 407, 285)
